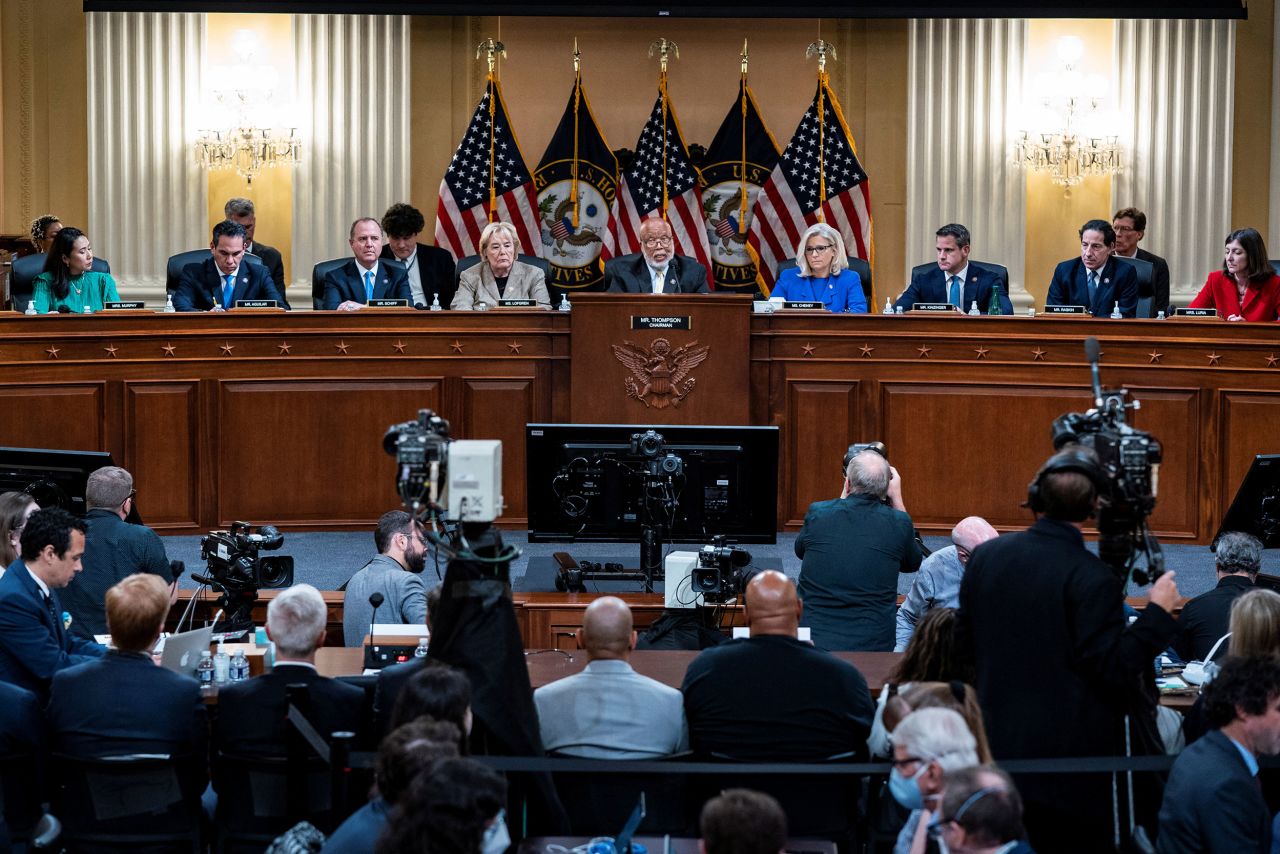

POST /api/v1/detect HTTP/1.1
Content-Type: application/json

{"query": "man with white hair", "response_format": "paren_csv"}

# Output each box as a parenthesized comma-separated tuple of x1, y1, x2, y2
(895, 517, 1000, 651)
(214, 584, 367, 758)
(887, 707, 981, 854)
(604, 217, 710, 294)
(796, 449, 922, 651)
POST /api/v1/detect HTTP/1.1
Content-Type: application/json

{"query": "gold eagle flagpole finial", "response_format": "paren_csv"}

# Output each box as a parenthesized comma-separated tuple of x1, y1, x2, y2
(805, 39, 836, 77)
(740, 38, 749, 77)
(476, 38, 507, 77)
(648, 37, 679, 76)
(476, 38, 507, 219)
(648, 38, 680, 216)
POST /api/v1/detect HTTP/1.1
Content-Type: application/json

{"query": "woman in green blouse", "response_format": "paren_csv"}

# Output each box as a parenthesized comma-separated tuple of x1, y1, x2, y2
(31, 227, 120, 314)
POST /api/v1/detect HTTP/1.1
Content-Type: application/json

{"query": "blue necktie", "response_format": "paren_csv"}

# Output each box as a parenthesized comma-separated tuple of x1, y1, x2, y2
(364, 271, 375, 302)
(222, 274, 235, 308)
(948, 275, 961, 308)
(1087, 271, 1098, 307)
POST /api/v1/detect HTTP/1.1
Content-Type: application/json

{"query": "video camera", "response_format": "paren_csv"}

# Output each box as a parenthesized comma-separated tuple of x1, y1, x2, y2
(630, 429, 684, 478)
(689, 536, 753, 603)
(194, 521, 293, 633)
(384, 409, 503, 523)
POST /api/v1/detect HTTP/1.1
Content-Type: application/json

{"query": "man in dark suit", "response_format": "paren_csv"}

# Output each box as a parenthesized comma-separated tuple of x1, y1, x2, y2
(225, 196, 286, 294)
(47, 573, 206, 768)
(173, 220, 288, 311)
(381, 202, 457, 309)
(894, 223, 1013, 313)
(1157, 655, 1280, 853)
(0, 508, 105, 698)
(958, 447, 1180, 852)
(214, 583, 366, 763)
(1046, 219, 1138, 317)
(323, 217, 411, 310)
(1114, 207, 1171, 317)
(605, 218, 708, 294)
(1174, 531, 1261, 663)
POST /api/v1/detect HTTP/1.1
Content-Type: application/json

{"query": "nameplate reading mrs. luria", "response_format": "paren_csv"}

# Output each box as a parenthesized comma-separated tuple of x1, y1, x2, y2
(104, 301, 146, 310)
(1174, 307, 1218, 318)
(631, 316, 691, 330)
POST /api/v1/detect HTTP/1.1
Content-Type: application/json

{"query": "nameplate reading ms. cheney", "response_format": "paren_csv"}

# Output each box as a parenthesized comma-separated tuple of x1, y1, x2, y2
(631, 316, 691, 330)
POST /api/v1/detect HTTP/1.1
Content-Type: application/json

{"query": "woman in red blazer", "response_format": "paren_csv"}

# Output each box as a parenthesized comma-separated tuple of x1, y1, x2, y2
(1189, 227, 1280, 321)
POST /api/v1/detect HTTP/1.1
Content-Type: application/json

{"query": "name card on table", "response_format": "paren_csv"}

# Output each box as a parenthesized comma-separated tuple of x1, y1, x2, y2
(497, 299, 537, 308)
(234, 300, 280, 309)
(104, 301, 146, 310)
(782, 301, 825, 310)
(1044, 305, 1089, 315)
(911, 303, 959, 313)
(367, 298, 409, 308)
(631, 315, 691, 330)
(1173, 307, 1219, 318)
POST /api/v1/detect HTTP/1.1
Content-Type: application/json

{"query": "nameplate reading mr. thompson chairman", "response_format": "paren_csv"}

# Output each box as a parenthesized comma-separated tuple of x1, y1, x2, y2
(631, 316, 691, 331)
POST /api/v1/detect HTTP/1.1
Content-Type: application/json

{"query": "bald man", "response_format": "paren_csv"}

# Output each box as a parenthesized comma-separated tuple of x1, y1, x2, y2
(895, 516, 999, 651)
(533, 596, 687, 758)
(681, 571, 874, 760)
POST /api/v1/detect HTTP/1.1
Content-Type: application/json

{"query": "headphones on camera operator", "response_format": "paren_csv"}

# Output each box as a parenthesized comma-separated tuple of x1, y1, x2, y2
(1024, 447, 1108, 516)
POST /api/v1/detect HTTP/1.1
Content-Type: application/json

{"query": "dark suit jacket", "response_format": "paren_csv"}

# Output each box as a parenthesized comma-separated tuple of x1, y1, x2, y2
(1173, 575, 1251, 663)
(47, 651, 207, 769)
(174, 257, 288, 311)
(0, 681, 42, 755)
(248, 241, 286, 293)
(64, 509, 171, 640)
(895, 262, 1013, 314)
(1046, 256, 1138, 317)
(213, 663, 368, 769)
(605, 253, 709, 294)
(321, 260, 410, 310)
(1157, 729, 1270, 853)
(1136, 247, 1171, 318)
(0, 562, 106, 698)
(372, 657, 425, 738)
(381, 243, 456, 309)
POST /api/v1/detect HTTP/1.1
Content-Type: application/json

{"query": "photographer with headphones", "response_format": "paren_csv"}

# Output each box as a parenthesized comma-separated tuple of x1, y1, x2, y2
(957, 445, 1181, 854)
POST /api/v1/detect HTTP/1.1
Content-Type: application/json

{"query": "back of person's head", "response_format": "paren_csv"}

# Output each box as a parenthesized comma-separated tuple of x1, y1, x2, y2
(699, 788, 787, 854)
(266, 583, 327, 658)
(105, 573, 169, 652)
(1202, 655, 1280, 729)
(891, 707, 979, 772)
(845, 451, 890, 499)
(376, 756, 507, 854)
(389, 661, 472, 738)
(940, 765, 1026, 848)
(743, 569, 801, 637)
(1229, 589, 1280, 658)
(376, 719, 462, 806)
(382, 203, 426, 238)
(580, 595, 634, 658)
(426, 583, 442, 630)
(893, 682, 993, 764)
(19, 507, 85, 562)
(891, 608, 971, 685)
(375, 510, 416, 555)
(1029, 446, 1101, 523)
(85, 466, 133, 511)
(0, 491, 39, 566)
(1215, 531, 1263, 578)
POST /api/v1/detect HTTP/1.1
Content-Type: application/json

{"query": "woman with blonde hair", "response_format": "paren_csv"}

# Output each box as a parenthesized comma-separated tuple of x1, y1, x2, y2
(452, 221, 550, 310)
(1229, 588, 1280, 657)
(769, 222, 867, 313)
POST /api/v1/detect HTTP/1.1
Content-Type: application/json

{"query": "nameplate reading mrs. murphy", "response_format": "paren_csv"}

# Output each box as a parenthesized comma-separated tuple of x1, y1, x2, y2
(631, 316, 691, 330)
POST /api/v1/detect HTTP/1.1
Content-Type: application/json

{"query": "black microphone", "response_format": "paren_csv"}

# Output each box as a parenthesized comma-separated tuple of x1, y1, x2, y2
(363, 592, 385, 669)
(57, 304, 71, 314)
(414, 302, 426, 310)
(1083, 336, 1104, 408)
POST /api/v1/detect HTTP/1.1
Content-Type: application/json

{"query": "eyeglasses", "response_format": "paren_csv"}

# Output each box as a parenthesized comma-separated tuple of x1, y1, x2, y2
(643, 237, 673, 248)
(1112, 225, 1138, 233)
(889, 755, 926, 770)
(804, 244, 835, 254)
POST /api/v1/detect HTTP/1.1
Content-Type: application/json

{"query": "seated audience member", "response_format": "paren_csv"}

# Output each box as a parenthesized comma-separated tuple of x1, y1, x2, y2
(0, 680, 42, 849)
(1174, 531, 1262, 663)
(47, 573, 206, 766)
(894, 224, 1011, 314)
(896, 517, 999, 651)
(1045, 219, 1138, 317)
(323, 217, 411, 311)
(0, 491, 40, 574)
(215, 584, 367, 761)
(452, 221, 551, 310)
(29, 214, 63, 254)
(882, 682, 993, 765)
(1188, 227, 1280, 322)
(1157, 655, 1280, 853)
(933, 765, 1035, 854)
(888, 707, 982, 854)
(682, 570, 874, 760)
(343, 510, 428, 647)
(388, 662, 473, 745)
(0, 507, 105, 697)
(381, 202, 457, 308)
(1112, 207, 1171, 318)
(1229, 588, 1280, 657)
(374, 640, 469, 739)
(770, 222, 867, 313)
(173, 219, 288, 311)
(796, 449, 921, 652)
(224, 197, 286, 292)
(30, 227, 120, 314)
(534, 596, 688, 758)
(321, 719, 461, 854)
(605, 217, 709, 295)
(62, 466, 173, 639)
(700, 789, 788, 854)
(376, 757, 508, 854)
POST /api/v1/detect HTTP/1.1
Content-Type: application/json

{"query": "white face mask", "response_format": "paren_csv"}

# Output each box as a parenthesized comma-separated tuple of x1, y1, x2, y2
(482, 809, 510, 854)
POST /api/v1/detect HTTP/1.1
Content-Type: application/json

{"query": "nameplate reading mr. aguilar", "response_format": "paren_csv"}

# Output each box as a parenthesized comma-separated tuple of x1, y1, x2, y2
(631, 316, 691, 330)
(235, 300, 279, 309)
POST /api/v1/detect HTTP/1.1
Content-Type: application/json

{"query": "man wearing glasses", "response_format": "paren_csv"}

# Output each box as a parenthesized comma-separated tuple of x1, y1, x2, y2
(605, 217, 709, 294)
(341, 510, 429, 647)
(894, 516, 999, 652)
(1112, 208, 1171, 319)
(62, 466, 174, 640)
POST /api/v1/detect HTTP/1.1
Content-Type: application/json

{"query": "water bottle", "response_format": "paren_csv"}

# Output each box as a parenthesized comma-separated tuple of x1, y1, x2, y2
(894, 305, 904, 314)
(882, 298, 893, 315)
(429, 293, 442, 311)
(987, 282, 1003, 315)
(229, 649, 249, 682)
(213, 643, 230, 684)
(414, 637, 429, 659)
(196, 650, 214, 686)
(1156, 310, 1166, 320)
(558, 294, 572, 312)
(967, 301, 980, 316)
(163, 293, 176, 313)
(1110, 301, 1122, 319)
(82, 304, 92, 315)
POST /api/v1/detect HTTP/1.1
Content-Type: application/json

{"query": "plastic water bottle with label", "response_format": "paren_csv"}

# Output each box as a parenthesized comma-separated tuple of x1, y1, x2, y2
(414, 637, 429, 659)
(229, 649, 250, 682)
(213, 643, 230, 684)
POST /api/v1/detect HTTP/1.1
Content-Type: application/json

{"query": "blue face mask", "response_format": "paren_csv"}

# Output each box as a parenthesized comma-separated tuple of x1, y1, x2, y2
(482, 809, 510, 854)
(889, 762, 930, 810)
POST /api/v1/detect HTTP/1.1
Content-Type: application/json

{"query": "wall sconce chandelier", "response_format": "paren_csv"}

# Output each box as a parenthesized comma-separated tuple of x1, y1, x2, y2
(1014, 36, 1122, 188)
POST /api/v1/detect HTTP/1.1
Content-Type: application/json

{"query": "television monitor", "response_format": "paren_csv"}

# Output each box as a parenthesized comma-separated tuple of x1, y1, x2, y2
(1217, 454, 1280, 549)
(526, 423, 778, 544)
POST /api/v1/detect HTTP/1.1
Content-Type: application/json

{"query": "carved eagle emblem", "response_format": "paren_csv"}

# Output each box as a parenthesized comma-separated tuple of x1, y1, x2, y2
(611, 337, 711, 409)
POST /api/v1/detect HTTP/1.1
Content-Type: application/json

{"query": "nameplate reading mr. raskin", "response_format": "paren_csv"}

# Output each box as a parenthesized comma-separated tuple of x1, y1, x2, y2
(235, 300, 279, 309)
(631, 316, 691, 330)
(1044, 305, 1089, 315)
(104, 301, 146, 310)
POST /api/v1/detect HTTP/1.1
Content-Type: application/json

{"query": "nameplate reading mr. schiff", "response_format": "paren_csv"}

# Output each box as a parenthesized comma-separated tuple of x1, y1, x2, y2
(631, 316, 691, 330)
(367, 298, 409, 308)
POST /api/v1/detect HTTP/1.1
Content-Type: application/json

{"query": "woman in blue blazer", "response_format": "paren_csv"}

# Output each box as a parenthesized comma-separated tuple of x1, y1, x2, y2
(771, 222, 867, 313)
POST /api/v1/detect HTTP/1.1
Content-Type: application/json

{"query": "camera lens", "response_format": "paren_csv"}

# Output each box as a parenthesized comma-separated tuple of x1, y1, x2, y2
(660, 454, 681, 474)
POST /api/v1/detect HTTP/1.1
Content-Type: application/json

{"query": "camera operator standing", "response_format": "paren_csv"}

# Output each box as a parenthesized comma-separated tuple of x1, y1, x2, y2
(957, 446, 1181, 854)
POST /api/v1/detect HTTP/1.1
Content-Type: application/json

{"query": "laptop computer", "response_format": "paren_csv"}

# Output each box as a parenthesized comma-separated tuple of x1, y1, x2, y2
(158, 626, 213, 675)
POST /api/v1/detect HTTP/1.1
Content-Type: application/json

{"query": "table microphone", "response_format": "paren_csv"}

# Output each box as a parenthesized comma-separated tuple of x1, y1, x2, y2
(363, 592, 385, 669)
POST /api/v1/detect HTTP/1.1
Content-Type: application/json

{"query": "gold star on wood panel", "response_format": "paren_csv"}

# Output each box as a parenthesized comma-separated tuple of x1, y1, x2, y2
(450, 340, 465, 354)
(1207, 352, 1222, 366)
(974, 346, 990, 360)
(103, 345, 119, 358)
(162, 343, 176, 357)
(277, 341, 292, 355)
(219, 342, 235, 356)
(508, 341, 523, 355)
(1031, 348, 1046, 361)
(334, 341, 350, 355)
(858, 343, 874, 358)
(916, 345, 932, 358)
(801, 342, 816, 357)
(45, 345, 61, 359)
(1148, 351, 1163, 364)
(393, 341, 407, 354)
(1268, 353, 1279, 367)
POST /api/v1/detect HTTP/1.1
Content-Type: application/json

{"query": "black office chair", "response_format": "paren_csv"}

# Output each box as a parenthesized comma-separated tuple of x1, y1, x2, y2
(775, 256, 873, 307)
(905, 260, 1011, 311)
(0, 751, 45, 847)
(165, 249, 265, 295)
(1113, 255, 1156, 318)
(11, 254, 112, 312)
(213, 752, 340, 853)
(548, 750, 692, 836)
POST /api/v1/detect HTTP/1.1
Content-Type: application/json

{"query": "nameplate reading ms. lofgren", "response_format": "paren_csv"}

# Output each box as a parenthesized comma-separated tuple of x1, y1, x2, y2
(631, 316, 691, 330)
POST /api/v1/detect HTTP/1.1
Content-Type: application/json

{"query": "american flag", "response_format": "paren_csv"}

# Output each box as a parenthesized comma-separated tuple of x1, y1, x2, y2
(747, 79, 873, 294)
(603, 91, 714, 285)
(434, 77, 542, 261)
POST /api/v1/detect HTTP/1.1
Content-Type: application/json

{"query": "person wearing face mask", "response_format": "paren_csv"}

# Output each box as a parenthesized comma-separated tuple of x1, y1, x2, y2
(453, 221, 551, 310)
(376, 756, 509, 854)
(0, 492, 40, 576)
(1187, 227, 1280, 322)
(889, 707, 982, 854)
(928, 766, 1035, 854)
(30, 226, 120, 314)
